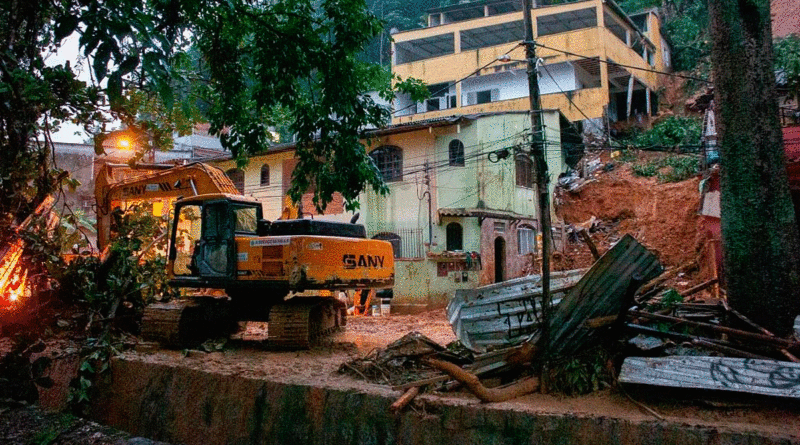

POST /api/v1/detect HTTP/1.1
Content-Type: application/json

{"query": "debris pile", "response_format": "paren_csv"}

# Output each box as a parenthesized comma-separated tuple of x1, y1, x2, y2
(339, 332, 468, 387)
(342, 233, 800, 411)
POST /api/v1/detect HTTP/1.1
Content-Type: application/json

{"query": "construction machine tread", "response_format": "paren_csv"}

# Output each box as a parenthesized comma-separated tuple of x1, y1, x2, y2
(269, 297, 346, 349)
(141, 297, 234, 348)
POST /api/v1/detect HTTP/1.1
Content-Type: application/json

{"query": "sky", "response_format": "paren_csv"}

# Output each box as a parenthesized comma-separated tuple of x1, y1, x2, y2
(46, 34, 96, 144)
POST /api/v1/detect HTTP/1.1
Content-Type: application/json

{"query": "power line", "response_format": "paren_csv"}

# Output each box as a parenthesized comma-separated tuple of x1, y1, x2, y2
(533, 42, 712, 84)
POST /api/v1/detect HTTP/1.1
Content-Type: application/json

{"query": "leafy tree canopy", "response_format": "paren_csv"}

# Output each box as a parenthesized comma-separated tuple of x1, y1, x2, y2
(617, 0, 709, 73)
(1, 0, 426, 219)
(775, 34, 800, 99)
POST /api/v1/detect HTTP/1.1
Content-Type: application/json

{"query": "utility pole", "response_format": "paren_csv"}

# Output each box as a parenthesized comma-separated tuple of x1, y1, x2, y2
(422, 161, 433, 250)
(521, 0, 553, 382)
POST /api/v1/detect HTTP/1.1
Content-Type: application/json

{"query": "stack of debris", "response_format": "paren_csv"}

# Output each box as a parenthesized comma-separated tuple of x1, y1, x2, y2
(342, 233, 800, 410)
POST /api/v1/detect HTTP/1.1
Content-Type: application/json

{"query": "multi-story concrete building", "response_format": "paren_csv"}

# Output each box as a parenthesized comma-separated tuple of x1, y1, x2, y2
(391, 0, 671, 131)
(210, 110, 581, 311)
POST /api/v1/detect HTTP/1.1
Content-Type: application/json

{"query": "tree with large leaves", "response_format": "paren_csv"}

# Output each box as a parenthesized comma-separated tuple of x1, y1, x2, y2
(1, 0, 425, 222)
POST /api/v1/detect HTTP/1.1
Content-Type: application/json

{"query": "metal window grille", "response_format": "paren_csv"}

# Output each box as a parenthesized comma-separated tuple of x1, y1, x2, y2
(369, 227, 424, 259)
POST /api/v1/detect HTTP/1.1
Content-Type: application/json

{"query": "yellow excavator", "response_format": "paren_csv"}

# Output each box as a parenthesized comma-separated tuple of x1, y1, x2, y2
(95, 162, 394, 348)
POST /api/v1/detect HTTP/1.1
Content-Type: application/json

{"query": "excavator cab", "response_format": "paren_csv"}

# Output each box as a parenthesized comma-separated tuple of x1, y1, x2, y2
(169, 194, 262, 287)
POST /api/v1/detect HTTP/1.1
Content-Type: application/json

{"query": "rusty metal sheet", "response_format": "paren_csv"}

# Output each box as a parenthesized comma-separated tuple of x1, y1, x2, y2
(546, 234, 662, 357)
(619, 356, 800, 399)
(447, 269, 585, 352)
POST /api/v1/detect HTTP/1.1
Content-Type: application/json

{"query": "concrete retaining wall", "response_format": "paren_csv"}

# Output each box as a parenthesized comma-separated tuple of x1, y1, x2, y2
(90, 357, 799, 445)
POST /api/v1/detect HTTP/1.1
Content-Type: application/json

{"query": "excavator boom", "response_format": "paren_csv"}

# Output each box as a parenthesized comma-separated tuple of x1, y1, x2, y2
(95, 162, 240, 251)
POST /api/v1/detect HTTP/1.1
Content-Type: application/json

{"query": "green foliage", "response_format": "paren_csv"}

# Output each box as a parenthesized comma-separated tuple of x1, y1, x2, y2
(0, 1, 102, 217)
(617, 0, 709, 74)
(362, 0, 445, 66)
(631, 115, 703, 148)
(661, 0, 709, 72)
(5, 0, 420, 222)
(548, 348, 614, 396)
(657, 155, 698, 182)
(68, 341, 114, 416)
(616, 0, 661, 13)
(630, 155, 698, 182)
(647, 288, 684, 311)
(630, 161, 660, 177)
(63, 203, 174, 316)
(64, 204, 174, 414)
(775, 34, 800, 98)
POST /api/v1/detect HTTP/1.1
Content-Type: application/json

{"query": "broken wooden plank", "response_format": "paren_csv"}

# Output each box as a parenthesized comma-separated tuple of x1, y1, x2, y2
(679, 278, 719, 298)
(619, 356, 800, 399)
(578, 229, 601, 261)
(390, 387, 420, 413)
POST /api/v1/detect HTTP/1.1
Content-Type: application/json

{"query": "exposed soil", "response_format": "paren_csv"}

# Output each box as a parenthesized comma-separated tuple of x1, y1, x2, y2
(555, 156, 713, 291)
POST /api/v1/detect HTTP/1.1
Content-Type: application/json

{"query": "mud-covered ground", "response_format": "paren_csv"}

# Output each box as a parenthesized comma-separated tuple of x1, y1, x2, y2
(3, 310, 800, 444)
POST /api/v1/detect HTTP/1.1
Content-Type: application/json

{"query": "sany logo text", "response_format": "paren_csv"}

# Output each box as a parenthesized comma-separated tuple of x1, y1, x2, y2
(342, 254, 385, 269)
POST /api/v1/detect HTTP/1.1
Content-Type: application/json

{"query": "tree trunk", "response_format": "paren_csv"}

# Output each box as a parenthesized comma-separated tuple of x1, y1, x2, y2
(708, 0, 800, 335)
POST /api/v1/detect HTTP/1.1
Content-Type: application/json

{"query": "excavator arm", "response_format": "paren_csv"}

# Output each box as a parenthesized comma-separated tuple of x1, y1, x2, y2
(94, 162, 241, 251)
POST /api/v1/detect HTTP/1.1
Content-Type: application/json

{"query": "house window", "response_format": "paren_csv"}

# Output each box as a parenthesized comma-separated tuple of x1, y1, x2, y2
(493, 221, 506, 233)
(518, 225, 536, 254)
(515, 155, 533, 188)
(260, 164, 270, 186)
(449, 139, 465, 166)
(476, 90, 493, 104)
(465, 88, 499, 105)
(446, 222, 463, 251)
(226, 168, 245, 194)
(370, 145, 403, 182)
(372, 232, 401, 258)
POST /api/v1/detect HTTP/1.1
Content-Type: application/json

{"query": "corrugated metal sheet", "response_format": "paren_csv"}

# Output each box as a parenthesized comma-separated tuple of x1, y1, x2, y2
(619, 356, 800, 399)
(447, 269, 585, 352)
(547, 234, 663, 357)
(448, 235, 661, 355)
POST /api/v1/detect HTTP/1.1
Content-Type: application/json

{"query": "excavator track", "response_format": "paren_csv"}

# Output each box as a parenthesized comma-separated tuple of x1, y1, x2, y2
(141, 297, 234, 348)
(268, 297, 346, 349)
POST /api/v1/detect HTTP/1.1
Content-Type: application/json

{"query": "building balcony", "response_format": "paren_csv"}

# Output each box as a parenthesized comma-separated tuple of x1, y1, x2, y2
(392, 87, 607, 125)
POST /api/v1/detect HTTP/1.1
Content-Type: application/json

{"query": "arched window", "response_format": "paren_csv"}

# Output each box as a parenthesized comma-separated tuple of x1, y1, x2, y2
(515, 155, 533, 188)
(226, 168, 245, 194)
(260, 164, 270, 186)
(369, 145, 403, 182)
(449, 139, 464, 166)
(446, 222, 463, 251)
(372, 232, 402, 258)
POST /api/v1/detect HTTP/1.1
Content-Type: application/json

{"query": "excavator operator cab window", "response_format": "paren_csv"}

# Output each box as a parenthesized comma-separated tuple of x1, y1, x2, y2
(171, 204, 202, 277)
(233, 205, 258, 235)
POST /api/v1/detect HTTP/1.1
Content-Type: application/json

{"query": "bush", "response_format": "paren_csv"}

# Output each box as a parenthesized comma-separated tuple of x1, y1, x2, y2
(630, 155, 699, 183)
(633, 115, 703, 149)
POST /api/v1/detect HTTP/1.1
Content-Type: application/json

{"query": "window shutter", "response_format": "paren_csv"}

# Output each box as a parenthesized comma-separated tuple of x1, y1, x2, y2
(490, 89, 500, 102)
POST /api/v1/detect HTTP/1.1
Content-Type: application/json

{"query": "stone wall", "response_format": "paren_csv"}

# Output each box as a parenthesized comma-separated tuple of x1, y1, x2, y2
(90, 357, 798, 445)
